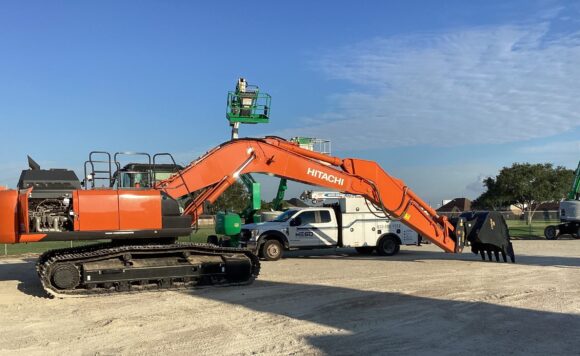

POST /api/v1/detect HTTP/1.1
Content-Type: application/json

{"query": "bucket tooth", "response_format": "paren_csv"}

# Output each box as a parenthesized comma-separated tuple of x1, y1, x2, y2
(507, 242, 515, 263)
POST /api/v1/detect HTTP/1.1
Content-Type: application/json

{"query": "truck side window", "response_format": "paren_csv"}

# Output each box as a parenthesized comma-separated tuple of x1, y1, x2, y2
(319, 210, 332, 223)
(297, 211, 316, 225)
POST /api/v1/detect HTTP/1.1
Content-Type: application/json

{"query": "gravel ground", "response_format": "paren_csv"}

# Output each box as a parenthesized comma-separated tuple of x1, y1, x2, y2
(1, 240, 579, 355)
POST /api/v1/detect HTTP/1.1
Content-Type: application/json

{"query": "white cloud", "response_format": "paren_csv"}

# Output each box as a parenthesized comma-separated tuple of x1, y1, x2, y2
(279, 21, 580, 150)
(518, 140, 580, 154)
(516, 140, 579, 167)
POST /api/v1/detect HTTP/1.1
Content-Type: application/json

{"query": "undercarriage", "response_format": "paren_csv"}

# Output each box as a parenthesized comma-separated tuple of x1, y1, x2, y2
(37, 242, 260, 297)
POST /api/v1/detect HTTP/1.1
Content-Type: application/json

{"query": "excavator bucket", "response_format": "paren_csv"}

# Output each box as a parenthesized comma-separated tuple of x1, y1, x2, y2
(458, 211, 515, 263)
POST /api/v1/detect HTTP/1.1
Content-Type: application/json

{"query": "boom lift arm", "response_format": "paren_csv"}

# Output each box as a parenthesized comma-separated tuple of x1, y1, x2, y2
(158, 137, 514, 261)
(567, 160, 580, 201)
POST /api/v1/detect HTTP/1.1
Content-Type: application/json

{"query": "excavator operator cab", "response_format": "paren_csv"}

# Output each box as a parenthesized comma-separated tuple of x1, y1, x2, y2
(115, 163, 183, 189)
(83, 151, 183, 189)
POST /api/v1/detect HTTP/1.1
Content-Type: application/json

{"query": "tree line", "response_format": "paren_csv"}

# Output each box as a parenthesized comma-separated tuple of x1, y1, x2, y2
(472, 163, 574, 224)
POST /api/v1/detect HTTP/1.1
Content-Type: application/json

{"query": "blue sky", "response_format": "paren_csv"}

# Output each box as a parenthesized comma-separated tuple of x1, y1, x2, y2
(0, 1, 578, 206)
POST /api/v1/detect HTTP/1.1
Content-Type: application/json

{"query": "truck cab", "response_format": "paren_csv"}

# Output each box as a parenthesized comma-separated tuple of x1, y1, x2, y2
(241, 197, 419, 261)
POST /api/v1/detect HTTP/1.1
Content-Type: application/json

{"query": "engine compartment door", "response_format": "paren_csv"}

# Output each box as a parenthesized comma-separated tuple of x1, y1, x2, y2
(18, 188, 32, 233)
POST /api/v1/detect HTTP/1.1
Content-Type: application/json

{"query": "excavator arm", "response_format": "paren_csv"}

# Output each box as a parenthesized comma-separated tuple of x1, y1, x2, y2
(158, 137, 514, 261)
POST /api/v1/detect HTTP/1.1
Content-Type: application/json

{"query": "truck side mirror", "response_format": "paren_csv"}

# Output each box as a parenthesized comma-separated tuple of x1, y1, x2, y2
(290, 217, 301, 226)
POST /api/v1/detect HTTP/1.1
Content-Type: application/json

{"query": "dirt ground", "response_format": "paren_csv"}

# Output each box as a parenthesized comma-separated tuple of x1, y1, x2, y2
(1, 240, 579, 355)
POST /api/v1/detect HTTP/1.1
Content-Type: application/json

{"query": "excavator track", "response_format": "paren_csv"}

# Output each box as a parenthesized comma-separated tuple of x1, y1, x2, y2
(36, 243, 260, 298)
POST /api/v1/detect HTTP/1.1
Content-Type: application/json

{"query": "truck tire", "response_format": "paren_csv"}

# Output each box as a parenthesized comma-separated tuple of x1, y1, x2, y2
(377, 235, 400, 256)
(544, 225, 559, 240)
(261, 239, 283, 261)
(355, 247, 375, 255)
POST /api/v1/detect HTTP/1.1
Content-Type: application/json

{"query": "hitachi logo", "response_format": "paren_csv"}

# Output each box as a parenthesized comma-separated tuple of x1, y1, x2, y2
(307, 168, 344, 186)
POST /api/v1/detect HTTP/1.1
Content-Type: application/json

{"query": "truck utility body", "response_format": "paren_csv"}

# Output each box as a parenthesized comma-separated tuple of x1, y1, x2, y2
(240, 197, 419, 260)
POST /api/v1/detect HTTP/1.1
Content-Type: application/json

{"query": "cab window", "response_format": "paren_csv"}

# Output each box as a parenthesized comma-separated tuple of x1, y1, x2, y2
(319, 210, 332, 223)
(297, 211, 316, 225)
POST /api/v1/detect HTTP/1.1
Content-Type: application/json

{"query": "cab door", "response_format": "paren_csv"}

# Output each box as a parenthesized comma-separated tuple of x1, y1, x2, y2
(289, 210, 337, 247)
(288, 210, 320, 247)
(314, 210, 338, 246)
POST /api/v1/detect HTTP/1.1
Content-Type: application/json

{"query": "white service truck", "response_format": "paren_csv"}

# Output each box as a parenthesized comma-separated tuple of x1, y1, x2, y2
(240, 196, 420, 260)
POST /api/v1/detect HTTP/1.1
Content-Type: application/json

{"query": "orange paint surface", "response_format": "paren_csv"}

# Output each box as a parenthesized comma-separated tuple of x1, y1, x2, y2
(18, 233, 47, 243)
(0, 190, 18, 243)
(76, 190, 120, 231)
(118, 190, 162, 230)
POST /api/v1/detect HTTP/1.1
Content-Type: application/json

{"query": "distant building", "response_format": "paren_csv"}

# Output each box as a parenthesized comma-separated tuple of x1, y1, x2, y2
(510, 202, 560, 221)
(436, 198, 472, 217)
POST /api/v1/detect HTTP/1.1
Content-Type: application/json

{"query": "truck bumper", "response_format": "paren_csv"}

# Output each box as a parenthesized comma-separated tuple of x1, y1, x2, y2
(240, 240, 258, 252)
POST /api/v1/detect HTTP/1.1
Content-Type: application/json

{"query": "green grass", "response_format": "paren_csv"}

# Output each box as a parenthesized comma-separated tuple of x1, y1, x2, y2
(1, 227, 216, 256)
(0, 221, 558, 256)
(506, 220, 558, 239)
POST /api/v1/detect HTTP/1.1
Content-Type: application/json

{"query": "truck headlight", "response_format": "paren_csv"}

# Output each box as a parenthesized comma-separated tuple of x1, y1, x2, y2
(251, 229, 260, 239)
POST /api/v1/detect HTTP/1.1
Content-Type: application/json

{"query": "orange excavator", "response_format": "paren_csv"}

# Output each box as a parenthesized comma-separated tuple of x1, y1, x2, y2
(0, 136, 514, 296)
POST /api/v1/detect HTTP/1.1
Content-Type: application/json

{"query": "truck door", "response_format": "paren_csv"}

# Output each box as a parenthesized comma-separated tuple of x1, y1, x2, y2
(316, 210, 339, 246)
(288, 210, 325, 247)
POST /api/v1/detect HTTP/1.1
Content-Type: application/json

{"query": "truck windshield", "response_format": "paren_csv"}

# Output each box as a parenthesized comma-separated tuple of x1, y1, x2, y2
(272, 210, 298, 222)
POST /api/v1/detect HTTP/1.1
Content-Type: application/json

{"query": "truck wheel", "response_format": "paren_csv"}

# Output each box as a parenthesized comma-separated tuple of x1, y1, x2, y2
(261, 240, 283, 261)
(377, 235, 400, 256)
(544, 226, 559, 240)
(355, 247, 375, 255)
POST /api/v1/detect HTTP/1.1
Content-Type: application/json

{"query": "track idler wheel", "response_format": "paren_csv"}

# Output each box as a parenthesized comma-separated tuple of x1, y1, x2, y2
(50, 263, 81, 290)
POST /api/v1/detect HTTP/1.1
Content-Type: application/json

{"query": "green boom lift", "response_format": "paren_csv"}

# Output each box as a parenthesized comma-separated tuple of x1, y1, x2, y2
(211, 82, 333, 247)
(210, 78, 287, 247)
(544, 160, 580, 239)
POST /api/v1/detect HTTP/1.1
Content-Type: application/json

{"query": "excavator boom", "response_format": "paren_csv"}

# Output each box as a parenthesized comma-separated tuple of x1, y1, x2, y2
(158, 137, 514, 261)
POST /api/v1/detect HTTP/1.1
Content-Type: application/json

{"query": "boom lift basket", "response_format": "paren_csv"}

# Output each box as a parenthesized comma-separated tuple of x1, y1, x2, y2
(226, 86, 271, 124)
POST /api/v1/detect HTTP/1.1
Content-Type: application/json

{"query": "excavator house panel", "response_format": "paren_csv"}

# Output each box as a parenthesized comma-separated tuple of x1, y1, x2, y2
(0, 190, 18, 243)
(76, 190, 120, 231)
(118, 190, 162, 230)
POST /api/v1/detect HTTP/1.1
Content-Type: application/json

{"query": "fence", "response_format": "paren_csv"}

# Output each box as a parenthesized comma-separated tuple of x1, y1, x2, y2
(438, 210, 559, 221)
